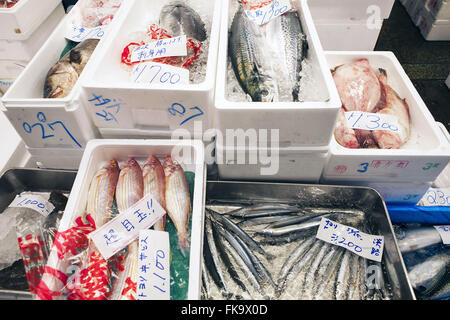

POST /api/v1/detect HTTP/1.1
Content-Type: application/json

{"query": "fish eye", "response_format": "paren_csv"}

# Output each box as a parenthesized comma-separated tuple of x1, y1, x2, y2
(260, 89, 269, 97)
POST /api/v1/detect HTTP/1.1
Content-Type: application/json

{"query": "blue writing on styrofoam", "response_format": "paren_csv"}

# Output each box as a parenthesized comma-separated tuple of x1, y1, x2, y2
(168, 102, 204, 127)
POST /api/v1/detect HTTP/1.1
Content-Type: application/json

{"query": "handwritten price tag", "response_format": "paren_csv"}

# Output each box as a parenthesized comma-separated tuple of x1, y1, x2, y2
(316, 218, 384, 262)
(434, 226, 450, 245)
(9, 193, 55, 217)
(131, 62, 189, 86)
(167, 102, 205, 130)
(420, 187, 450, 206)
(65, 24, 107, 42)
(245, 0, 292, 25)
(345, 111, 401, 134)
(88, 194, 166, 260)
(131, 35, 187, 63)
(137, 230, 170, 300)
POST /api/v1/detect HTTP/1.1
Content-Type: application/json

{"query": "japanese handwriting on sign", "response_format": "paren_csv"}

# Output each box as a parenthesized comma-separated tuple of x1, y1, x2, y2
(137, 230, 170, 300)
(67, 25, 105, 42)
(22, 112, 82, 148)
(131, 36, 187, 63)
(104, 229, 120, 247)
(316, 217, 384, 262)
(245, 0, 291, 25)
(88, 94, 123, 124)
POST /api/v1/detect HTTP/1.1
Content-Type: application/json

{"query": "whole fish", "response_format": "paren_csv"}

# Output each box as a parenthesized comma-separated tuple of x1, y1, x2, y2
(397, 226, 443, 253)
(110, 158, 144, 300)
(407, 253, 449, 296)
(301, 243, 330, 300)
(229, 5, 278, 102)
(313, 246, 345, 299)
(207, 208, 267, 256)
(86, 159, 119, 227)
(203, 224, 226, 296)
(265, 10, 308, 101)
(335, 249, 352, 300)
(43, 39, 99, 98)
(225, 203, 301, 218)
(205, 216, 231, 298)
(277, 237, 315, 293)
(267, 212, 331, 229)
(164, 156, 191, 255)
(143, 155, 166, 231)
(159, 1, 207, 41)
(116, 158, 144, 213)
(256, 217, 322, 237)
(201, 257, 211, 299)
(214, 223, 266, 297)
(372, 68, 411, 149)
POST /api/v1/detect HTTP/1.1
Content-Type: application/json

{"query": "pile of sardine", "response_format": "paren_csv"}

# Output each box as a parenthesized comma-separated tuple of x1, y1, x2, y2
(228, 2, 308, 102)
(395, 224, 450, 300)
(201, 202, 392, 300)
(333, 59, 412, 149)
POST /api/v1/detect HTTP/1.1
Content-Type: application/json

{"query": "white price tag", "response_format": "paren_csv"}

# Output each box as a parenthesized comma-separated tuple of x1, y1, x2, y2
(130, 35, 187, 63)
(344, 111, 402, 134)
(434, 225, 450, 245)
(245, 0, 292, 26)
(88, 194, 166, 260)
(131, 62, 189, 86)
(9, 193, 55, 217)
(137, 230, 171, 300)
(315, 218, 384, 262)
(65, 24, 107, 42)
(420, 187, 450, 206)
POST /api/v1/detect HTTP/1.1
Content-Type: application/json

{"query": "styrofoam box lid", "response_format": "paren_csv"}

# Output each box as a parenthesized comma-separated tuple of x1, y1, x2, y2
(81, 0, 221, 92)
(216, 139, 329, 154)
(215, 0, 341, 112)
(1, 2, 128, 109)
(0, 0, 61, 40)
(60, 139, 206, 300)
(308, 0, 395, 20)
(325, 51, 450, 157)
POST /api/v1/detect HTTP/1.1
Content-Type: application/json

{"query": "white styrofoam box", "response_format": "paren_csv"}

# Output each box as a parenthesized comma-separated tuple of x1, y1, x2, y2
(418, 7, 450, 40)
(308, 0, 395, 20)
(0, 0, 61, 40)
(80, 0, 221, 137)
(215, 0, 341, 148)
(0, 110, 27, 175)
(427, 0, 450, 20)
(0, 3, 65, 61)
(0, 4, 120, 149)
(0, 60, 26, 79)
(24, 146, 85, 170)
(52, 139, 206, 300)
(322, 51, 450, 183)
(313, 18, 383, 51)
(320, 178, 433, 205)
(216, 142, 328, 183)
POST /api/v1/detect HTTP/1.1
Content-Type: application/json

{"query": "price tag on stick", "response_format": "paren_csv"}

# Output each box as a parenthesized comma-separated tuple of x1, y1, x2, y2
(137, 230, 171, 300)
(88, 194, 166, 260)
(316, 218, 385, 262)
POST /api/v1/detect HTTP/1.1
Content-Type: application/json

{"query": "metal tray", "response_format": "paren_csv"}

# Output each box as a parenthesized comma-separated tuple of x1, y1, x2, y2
(0, 168, 77, 300)
(205, 181, 416, 300)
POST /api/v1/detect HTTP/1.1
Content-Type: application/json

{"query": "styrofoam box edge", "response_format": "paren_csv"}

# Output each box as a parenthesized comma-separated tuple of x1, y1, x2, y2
(0, 0, 61, 40)
(59, 139, 206, 300)
(0, 3, 65, 61)
(80, 0, 221, 133)
(326, 51, 449, 157)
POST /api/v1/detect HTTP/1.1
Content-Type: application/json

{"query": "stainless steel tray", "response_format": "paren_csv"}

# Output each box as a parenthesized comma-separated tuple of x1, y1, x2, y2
(0, 168, 77, 300)
(205, 181, 416, 300)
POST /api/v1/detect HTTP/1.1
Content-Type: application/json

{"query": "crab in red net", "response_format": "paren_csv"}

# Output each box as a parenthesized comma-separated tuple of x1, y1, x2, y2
(121, 24, 202, 69)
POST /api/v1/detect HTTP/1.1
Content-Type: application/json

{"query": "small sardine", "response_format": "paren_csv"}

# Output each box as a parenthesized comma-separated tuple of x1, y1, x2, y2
(143, 155, 166, 231)
(164, 156, 191, 255)
(207, 208, 267, 257)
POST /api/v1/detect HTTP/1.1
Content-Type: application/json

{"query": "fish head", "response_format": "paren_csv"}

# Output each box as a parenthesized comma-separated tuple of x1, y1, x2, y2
(43, 61, 79, 98)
